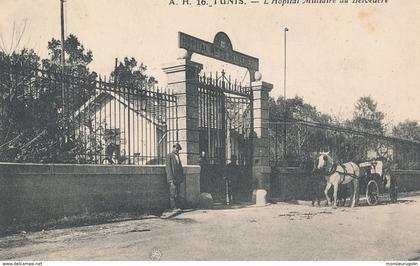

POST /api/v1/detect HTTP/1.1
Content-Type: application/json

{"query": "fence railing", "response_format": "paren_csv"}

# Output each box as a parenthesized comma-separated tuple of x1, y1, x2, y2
(196, 71, 253, 165)
(269, 119, 420, 170)
(0, 64, 178, 165)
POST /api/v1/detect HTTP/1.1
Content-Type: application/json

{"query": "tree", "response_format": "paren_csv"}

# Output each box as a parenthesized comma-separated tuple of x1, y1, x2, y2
(42, 34, 102, 163)
(345, 96, 390, 162)
(0, 34, 99, 163)
(41, 34, 98, 118)
(269, 95, 332, 123)
(392, 120, 420, 141)
(0, 48, 42, 161)
(42, 34, 96, 79)
(351, 96, 385, 134)
(268, 95, 333, 165)
(110, 57, 156, 88)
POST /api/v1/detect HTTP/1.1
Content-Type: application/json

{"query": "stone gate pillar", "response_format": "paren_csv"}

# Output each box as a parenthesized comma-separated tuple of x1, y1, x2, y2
(162, 50, 202, 207)
(251, 73, 273, 206)
(162, 51, 202, 165)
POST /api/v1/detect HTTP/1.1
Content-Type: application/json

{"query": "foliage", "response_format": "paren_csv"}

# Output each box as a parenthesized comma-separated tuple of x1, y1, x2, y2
(350, 96, 385, 134)
(110, 57, 156, 88)
(392, 120, 420, 142)
(391, 121, 420, 169)
(42, 34, 95, 77)
(40, 34, 100, 163)
(268, 95, 334, 165)
(0, 35, 98, 163)
(269, 95, 332, 123)
(345, 97, 388, 161)
(0, 48, 45, 161)
(39, 34, 97, 112)
(268, 95, 397, 165)
(0, 35, 159, 164)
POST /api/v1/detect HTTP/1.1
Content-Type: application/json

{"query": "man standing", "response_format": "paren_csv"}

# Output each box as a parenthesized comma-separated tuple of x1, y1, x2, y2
(224, 155, 240, 205)
(165, 143, 184, 210)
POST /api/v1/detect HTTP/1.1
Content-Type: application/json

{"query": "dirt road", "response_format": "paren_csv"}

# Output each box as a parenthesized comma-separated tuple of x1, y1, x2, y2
(1, 194, 420, 261)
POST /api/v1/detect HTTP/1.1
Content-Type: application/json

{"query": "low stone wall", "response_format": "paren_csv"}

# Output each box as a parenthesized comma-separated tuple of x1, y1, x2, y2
(0, 163, 200, 228)
(270, 167, 420, 201)
(393, 170, 420, 193)
(270, 167, 309, 201)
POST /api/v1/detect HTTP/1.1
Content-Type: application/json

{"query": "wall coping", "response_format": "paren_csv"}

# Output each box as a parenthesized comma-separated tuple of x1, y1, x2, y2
(0, 162, 200, 175)
(184, 165, 201, 174)
(393, 169, 420, 175)
(271, 166, 306, 174)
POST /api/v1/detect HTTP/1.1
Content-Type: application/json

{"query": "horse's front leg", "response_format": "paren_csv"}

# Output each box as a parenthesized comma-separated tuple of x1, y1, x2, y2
(324, 182, 332, 206)
(351, 178, 359, 208)
(333, 183, 338, 208)
(348, 182, 354, 207)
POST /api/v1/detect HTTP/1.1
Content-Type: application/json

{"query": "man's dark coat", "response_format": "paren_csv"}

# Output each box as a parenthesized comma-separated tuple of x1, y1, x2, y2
(165, 152, 184, 184)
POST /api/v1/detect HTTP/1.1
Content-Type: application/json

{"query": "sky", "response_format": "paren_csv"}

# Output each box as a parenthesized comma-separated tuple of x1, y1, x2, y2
(1, 0, 420, 125)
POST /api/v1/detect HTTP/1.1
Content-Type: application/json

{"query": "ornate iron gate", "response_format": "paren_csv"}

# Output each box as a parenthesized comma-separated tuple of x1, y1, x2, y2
(197, 71, 253, 202)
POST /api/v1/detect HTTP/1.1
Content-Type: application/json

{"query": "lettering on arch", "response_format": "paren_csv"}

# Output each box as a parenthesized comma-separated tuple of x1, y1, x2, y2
(179, 31, 259, 71)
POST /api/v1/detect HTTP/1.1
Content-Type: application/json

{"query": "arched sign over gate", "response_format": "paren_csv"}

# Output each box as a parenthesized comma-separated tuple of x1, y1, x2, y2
(179, 31, 259, 72)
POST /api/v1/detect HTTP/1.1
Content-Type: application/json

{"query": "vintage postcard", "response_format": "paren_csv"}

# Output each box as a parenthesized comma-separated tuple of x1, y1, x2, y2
(0, 0, 420, 264)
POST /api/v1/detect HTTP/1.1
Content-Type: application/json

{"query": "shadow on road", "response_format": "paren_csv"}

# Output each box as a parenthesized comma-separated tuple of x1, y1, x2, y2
(0, 237, 31, 250)
(279, 196, 417, 209)
(0, 212, 159, 238)
(211, 201, 254, 210)
(170, 218, 197, 224)
(409, 249, 420, 261)
(357, 199, 415, 208)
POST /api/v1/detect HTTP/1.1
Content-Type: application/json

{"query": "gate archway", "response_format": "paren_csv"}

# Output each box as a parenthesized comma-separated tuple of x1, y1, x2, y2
(197, 71, 253, 201)
(164, 31, 272, 205)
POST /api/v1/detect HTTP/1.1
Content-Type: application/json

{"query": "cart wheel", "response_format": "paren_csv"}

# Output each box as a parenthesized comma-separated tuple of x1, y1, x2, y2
(366, 180, 379, 206)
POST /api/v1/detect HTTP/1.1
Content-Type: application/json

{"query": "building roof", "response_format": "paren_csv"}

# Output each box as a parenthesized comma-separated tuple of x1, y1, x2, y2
(73, 89, 168, 129)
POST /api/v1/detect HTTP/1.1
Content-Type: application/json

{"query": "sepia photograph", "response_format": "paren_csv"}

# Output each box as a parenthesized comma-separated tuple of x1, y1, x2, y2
(0, 0, 420, 263)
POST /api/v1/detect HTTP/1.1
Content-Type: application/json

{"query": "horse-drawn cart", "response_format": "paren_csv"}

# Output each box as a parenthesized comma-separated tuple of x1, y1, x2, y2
(358, 160, 398, 206)
(316, 152, 398, 208)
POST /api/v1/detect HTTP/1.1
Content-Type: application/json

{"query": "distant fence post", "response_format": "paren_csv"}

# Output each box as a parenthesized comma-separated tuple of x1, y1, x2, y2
(162, 50, 202, 206)
(251, 73, 273, 205)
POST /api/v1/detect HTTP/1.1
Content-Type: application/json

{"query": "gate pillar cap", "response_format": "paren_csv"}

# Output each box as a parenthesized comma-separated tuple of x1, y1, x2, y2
(162, 59, 203, 74)
(251, 80, 273, 92)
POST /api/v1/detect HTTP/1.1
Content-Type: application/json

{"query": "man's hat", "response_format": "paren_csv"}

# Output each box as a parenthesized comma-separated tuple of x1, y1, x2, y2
(173, 143, 182, 150)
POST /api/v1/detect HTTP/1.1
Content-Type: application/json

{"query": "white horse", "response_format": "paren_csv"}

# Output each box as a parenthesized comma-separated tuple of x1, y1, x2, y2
(316, 152, 360, 208)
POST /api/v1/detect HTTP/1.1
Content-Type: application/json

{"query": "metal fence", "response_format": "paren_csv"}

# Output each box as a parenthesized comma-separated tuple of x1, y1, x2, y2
(196, 71, 253, 166)
(269, 119, 420, 170)
(0, 64, 178, 165)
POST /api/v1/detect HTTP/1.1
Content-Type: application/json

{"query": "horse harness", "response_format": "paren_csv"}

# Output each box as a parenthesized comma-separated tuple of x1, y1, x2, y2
(324, 162, 359, 180)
